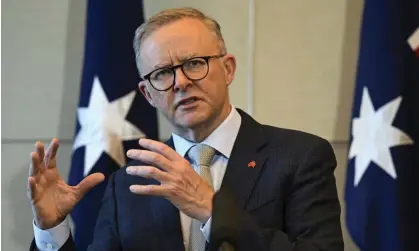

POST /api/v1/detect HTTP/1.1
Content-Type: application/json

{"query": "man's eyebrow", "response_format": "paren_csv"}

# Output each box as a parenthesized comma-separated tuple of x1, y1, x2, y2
(177, 53, 197, 62)
(152, 62, 172, 70)
(151, 53, 199, 70)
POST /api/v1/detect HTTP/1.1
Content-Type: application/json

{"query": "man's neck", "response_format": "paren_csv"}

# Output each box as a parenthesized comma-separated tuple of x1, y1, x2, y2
(174, 104, 232, 143)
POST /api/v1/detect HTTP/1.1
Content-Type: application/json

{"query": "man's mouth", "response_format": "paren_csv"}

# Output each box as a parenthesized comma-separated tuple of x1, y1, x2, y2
(177, 97, 199, 108)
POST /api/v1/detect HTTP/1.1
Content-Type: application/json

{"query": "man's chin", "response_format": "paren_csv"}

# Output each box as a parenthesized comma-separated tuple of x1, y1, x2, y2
(176, 113, 209, 129)
(177, 118, 205, 129)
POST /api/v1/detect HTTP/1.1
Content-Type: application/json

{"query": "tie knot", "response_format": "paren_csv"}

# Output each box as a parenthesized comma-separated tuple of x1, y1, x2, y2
(187, 144, 216, 167)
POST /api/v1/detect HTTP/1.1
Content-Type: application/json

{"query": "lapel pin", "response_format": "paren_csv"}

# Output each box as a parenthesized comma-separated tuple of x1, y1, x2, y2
(248, 161, 256, 168)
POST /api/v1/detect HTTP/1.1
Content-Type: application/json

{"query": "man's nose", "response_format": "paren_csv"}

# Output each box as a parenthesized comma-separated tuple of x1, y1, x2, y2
(173, 68, 192, 91)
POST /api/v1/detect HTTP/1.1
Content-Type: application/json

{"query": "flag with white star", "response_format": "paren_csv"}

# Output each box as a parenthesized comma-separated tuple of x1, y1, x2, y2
(68, 1, 158, 250)
(345, 0, 419, 250)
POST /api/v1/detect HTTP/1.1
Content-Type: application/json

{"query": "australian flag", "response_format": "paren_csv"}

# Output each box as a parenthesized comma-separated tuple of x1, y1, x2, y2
(68, 1, 158, 250)
(345, 0, 419, 250)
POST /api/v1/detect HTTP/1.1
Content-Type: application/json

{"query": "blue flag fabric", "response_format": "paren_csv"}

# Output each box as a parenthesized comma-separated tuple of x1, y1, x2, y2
(68, 1, 157, 250)
(345, 0, 419, 250)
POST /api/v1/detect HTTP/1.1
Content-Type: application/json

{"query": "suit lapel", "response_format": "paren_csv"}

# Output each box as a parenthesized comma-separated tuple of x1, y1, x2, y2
(220, 109, 268, 210)
(155, 111, 268, 249)
(151, 196, 185, 251)
(151, 138, 185, 251)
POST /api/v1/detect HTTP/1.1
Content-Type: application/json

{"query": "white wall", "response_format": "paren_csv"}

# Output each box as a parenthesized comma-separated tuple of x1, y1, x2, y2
(2, 1, 86, 250)
(2, 1, 362, 250)
(253, 2, 363, 250)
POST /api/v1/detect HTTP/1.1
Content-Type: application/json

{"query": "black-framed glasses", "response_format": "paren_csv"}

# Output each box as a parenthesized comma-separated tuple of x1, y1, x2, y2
(142, 54, 226, 91)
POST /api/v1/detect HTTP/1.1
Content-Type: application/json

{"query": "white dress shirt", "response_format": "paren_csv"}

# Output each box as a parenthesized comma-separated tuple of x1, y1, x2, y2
(172, 106, 241, 250)
(33, 106, 241, 251)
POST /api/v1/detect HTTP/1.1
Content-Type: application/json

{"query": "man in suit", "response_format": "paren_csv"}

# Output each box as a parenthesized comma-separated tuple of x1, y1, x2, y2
(28, 7, 344, 251)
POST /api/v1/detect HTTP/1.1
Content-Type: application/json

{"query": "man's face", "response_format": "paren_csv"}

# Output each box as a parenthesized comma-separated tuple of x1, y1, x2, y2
(138, 18, 236, 131)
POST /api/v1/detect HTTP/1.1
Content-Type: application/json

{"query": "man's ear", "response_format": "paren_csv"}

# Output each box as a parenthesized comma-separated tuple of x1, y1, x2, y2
(138, 81, 156, 107)
(223, 54, 236, 87)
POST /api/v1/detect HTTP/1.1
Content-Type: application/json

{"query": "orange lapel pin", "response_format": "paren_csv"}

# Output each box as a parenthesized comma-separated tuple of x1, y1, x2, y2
(248, 161, 256, 168)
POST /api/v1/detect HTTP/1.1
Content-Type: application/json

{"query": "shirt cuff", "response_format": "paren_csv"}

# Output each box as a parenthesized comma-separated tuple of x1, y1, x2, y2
(200, 216, 212, 243)
(33, 217, 70, 251)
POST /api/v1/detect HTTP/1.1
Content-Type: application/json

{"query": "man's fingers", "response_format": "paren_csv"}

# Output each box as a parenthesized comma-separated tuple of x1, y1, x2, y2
(126, 166, 170, 183)
(44, 138, 60, 168)
(35, 141, 45, 165)
(129, 184, 166, 196)
(29, 152, 36, 176)
(127, 150, 173, 172)
(138, 138, 180, 161)
(29, 152, 43, 178)
(76, 173, 105, 197)
(27, 177, 38, 200)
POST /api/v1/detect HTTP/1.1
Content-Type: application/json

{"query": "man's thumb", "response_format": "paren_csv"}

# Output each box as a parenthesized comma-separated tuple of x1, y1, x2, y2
(77, 173, 105, 197)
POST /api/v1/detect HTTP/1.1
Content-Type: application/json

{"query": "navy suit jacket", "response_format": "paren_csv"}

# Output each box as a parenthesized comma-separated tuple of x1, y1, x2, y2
(31, 109, 344, 250)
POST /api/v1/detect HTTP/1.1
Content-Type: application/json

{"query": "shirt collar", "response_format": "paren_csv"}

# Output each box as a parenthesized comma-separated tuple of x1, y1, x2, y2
(172, 105, 242, 159)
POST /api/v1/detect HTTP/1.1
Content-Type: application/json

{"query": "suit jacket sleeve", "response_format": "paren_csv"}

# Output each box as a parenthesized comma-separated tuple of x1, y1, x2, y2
(87, 172, 122, 250)
(211, 139, 344, 251)
(29, 172, 121, 251)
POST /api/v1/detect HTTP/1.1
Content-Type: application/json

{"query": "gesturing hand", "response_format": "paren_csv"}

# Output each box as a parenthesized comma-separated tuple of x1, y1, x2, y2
(27, 138, 105, 229)
(126, 138, 214, 224)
